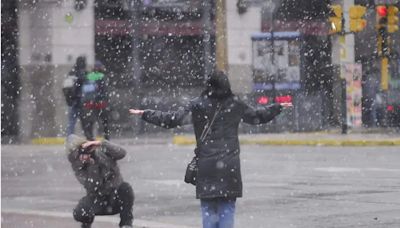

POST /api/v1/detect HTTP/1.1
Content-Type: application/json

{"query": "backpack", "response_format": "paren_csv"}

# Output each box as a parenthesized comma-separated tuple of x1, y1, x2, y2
(62, 74, 78, 106)
(81, 72, 107, 109)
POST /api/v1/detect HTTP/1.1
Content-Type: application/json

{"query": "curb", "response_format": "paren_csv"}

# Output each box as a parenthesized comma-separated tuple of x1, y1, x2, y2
(31, 137, 104, 145)
(30, 136, 400, 146)
(172, 136, 400, 146)
(31, 137, 66, 145)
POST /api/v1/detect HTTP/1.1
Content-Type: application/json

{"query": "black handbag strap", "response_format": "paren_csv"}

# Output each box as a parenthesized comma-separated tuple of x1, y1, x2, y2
(199, 104, 221, 143)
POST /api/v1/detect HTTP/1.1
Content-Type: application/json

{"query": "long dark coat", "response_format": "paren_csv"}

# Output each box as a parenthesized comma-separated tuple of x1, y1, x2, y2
(142, 72, 282, 199)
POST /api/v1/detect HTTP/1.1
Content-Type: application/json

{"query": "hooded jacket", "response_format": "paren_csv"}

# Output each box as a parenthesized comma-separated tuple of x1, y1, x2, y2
(141, 71, 282, 199)
(66, 135, 126, 197)
(68, 56, 87, 106)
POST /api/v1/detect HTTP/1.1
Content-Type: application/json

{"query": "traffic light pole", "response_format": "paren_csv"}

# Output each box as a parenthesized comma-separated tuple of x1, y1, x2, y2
(330, 0, 356, 134)
(375, 3, 399, 127)
(203, 0, 213, 79)
(340, 13, 348, 134)
(378, 25, 389, 127)
(215, 0, 228, 72)
(128, 0, 141, 83)
(376, 4, 392, 92)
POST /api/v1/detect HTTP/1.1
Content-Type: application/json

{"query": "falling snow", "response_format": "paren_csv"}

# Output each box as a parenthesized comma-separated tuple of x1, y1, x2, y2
(2, 0, 400, 228)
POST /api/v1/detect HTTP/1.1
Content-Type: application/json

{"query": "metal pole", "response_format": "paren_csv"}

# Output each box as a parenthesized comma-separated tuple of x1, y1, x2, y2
(267, 1, 277, 102)
(268, 4, 277, 131)
(341, 78, 348, 134)
(340, 33, 348, 134)
(130, 0, 141, 83)
(340, 7, 347, 134)
(271, 31, 276, 101)
(215, 0, 227, 72)
(381, 57, 389, 91)
(203, 0, 212, 78)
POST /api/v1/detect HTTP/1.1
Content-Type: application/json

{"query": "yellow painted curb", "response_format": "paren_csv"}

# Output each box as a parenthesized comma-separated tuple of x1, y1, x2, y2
(31, 137, 104, 145)
(172, 136, 196, 145)
(31, 137, 66, 145)
(173, 136, 400, 146)
(30, 136, 400, 146)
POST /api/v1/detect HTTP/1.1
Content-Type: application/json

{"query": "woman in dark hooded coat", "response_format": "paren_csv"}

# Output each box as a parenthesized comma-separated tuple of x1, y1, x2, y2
(129, 71, 291, 228)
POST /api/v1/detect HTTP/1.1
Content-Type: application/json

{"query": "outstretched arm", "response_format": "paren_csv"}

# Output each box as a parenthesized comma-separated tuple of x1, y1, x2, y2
(129, 105, 191, 129)
(82, 140, 126, 160)
(242, 102, 292, 125)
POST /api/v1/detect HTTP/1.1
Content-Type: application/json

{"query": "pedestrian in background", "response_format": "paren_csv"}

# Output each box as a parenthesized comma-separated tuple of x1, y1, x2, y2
(63, 56, 87, 137)
(129, 70, 292, 228)
(66, 134, 134, 228)
(81, 60, 111, 140)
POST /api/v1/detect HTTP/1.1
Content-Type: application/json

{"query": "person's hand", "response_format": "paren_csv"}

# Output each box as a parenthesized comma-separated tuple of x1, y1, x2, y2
(81, 140, 101, 152)
(129, 109, 144, 116)
(280, 102, 293, 108)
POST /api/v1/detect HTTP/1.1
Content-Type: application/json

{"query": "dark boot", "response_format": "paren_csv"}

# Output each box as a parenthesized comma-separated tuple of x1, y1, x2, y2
(117, 183, 134, 227)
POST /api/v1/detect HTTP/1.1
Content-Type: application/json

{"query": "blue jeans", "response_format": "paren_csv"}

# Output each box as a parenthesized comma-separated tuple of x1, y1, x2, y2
(200, 198, 236, 228)
(67, 105, 80, 136)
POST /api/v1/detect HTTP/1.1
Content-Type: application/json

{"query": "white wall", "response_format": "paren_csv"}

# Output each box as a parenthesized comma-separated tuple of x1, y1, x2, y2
(18, 2, 53, 66)
(18, 0, 94, 66)
(51, 0, 95, 65)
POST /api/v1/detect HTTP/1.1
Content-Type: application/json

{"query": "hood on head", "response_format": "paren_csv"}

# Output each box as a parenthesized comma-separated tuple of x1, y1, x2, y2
(202, 70, 233, 99)
(75, 56, 86, 71)
(65, 134, 86, 154)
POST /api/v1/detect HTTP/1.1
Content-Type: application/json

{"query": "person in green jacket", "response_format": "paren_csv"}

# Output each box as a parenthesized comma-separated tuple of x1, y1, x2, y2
(81, 60, 111, 140)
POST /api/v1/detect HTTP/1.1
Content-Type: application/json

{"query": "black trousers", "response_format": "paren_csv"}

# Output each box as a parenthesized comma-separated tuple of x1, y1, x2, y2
(81, 108, 110, 140)
(73, 182, 134, 227)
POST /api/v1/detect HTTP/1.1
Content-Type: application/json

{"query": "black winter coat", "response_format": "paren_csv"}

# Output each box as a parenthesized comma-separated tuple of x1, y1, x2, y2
(142, 96, 282, 199)
(66, 135, 126, 197)
(67, 68, 86, 107)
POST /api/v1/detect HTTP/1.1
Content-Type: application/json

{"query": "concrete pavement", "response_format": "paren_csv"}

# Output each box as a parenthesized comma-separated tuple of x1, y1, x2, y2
(2, 143, 400, 228)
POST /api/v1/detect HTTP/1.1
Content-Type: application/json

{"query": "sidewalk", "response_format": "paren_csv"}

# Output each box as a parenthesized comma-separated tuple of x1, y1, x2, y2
(28, 128, 400, 146)
(173, 129, 400, 146)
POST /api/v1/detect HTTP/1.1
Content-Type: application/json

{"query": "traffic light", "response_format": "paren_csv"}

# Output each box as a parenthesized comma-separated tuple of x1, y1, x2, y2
(329, 4, 343, 34)
(376, 5, 388, 29)
(349, 5, 367, 32)
(387, 5, 399, 33)
(376, 5, 389, 56)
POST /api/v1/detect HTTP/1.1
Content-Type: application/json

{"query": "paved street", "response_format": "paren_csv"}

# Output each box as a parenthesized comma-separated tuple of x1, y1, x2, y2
(2, 142, 400, 228)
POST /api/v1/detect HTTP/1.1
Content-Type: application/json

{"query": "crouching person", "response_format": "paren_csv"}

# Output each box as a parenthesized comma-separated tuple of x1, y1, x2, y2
(66, 134, 134, 228)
